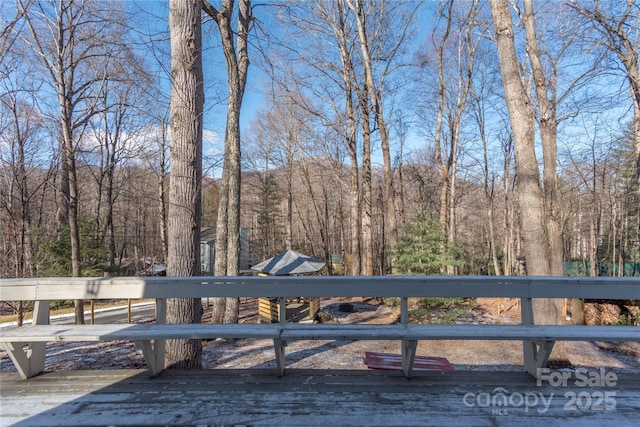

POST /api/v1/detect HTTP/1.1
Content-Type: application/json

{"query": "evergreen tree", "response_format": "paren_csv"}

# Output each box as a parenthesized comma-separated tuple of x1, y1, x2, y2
(392, 215, 465, 275)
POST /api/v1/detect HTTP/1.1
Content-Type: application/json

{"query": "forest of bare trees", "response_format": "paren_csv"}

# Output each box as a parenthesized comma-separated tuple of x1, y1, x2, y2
(1, 0, 639, 287)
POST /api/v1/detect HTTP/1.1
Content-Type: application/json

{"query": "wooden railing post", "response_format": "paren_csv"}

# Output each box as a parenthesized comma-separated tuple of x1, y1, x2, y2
(401, 297, 409, 325)
(154, 298, 167, 372)
(520, 295, 555, 376)
(27, 300, 49, 378)
(279, 297, 286, 324)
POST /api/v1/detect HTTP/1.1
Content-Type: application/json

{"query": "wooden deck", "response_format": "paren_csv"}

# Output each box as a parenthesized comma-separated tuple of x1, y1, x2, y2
(1, 369, 639, 426)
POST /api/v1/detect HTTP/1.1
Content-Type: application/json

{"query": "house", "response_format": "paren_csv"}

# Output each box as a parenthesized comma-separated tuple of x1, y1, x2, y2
(200, 227, 252, 274)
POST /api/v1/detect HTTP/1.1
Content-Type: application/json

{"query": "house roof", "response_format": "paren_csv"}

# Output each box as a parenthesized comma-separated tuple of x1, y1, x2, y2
(251, 250, 325, 276)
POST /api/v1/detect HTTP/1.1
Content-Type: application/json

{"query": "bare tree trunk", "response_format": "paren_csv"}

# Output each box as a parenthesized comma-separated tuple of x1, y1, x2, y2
(449, 3, 477, 275)
(488, 201, 501, 275)
(56, 76, 84, 323)
(522, 0, 564, 277)
(492, 1, 564, 341)
(492, 1, 571, 367)
(285, 134, 294, 250)
(66, 141, 84, 323)
(589, 189, 601, 277)
(203, 0, 251, 323)
(333, 1, 363, 275)
(360, 107, 374, 276)
(396, 120, 407, 230)
(353, 72, 374, 276)
(214, 165, 230, 277)
(501, 135, 514, 275)
(166, 0, 204, 369)
(447, 150, 457, 275)
(211, 157, 229, 322)
(21, 188, 35, 278)
(434, 1, 452, 274)
(521, 0, 567, 361)
(431, 0, 478, 275)
(105, 162, 116, 267)
(348, 106, 361, 276)
(346, 0, 397, 263)
(56, 148, 70, 234)
(159, 113, 170, 261)
(476, 90, 501, 275)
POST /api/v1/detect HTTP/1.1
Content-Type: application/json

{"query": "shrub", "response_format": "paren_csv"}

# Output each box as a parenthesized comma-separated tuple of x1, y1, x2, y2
(391, 215, 465, 275)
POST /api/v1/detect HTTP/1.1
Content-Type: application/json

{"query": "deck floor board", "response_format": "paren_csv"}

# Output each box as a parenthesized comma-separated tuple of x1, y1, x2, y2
(2, 369, 639, 426)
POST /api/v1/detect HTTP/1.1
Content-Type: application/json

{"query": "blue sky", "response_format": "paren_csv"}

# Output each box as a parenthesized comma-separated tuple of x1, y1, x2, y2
(2, 0, 635, 179)
(125, 0, 435, 174)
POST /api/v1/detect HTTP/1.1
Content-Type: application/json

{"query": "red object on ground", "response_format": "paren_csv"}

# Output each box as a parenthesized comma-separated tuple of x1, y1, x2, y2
(364, 351, 454, 371)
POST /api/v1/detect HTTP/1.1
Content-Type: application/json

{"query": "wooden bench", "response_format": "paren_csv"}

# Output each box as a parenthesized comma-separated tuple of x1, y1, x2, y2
(0, 323, 282, 379)
(275, 323, 640, 377)
(1, 276, 638, 379)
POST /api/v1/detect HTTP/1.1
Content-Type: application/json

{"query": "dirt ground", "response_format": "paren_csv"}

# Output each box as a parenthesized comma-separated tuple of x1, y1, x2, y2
(202, 297, 640, 373)
(1, 297, 639, 375)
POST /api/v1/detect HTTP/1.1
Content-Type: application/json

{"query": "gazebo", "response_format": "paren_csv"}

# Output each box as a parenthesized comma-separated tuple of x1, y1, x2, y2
(251, 250, 325, 323)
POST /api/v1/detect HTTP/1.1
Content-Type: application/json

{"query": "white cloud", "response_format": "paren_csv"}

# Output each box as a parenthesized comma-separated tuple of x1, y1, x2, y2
(203, 128, 222, 157)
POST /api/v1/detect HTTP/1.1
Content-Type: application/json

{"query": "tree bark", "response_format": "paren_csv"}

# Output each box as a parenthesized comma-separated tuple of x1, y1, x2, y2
(522, 0, 564, 277)
(57, 17, 83, 325)
(203, 0, 251, 323)
(521, 0, 567, 360)
(166, 0, 204, 369)
(491, 0, 551, 275)
(475, 83, 502, 276)
(159, 113, 170, 262)
(346, 0, 397, 263)
(334, 1, 362, 275)
(491, 1, 565, 342)
(285, 133, 294, 250)
(359, 97, 374, 276)
(434, 0, 453, 273)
